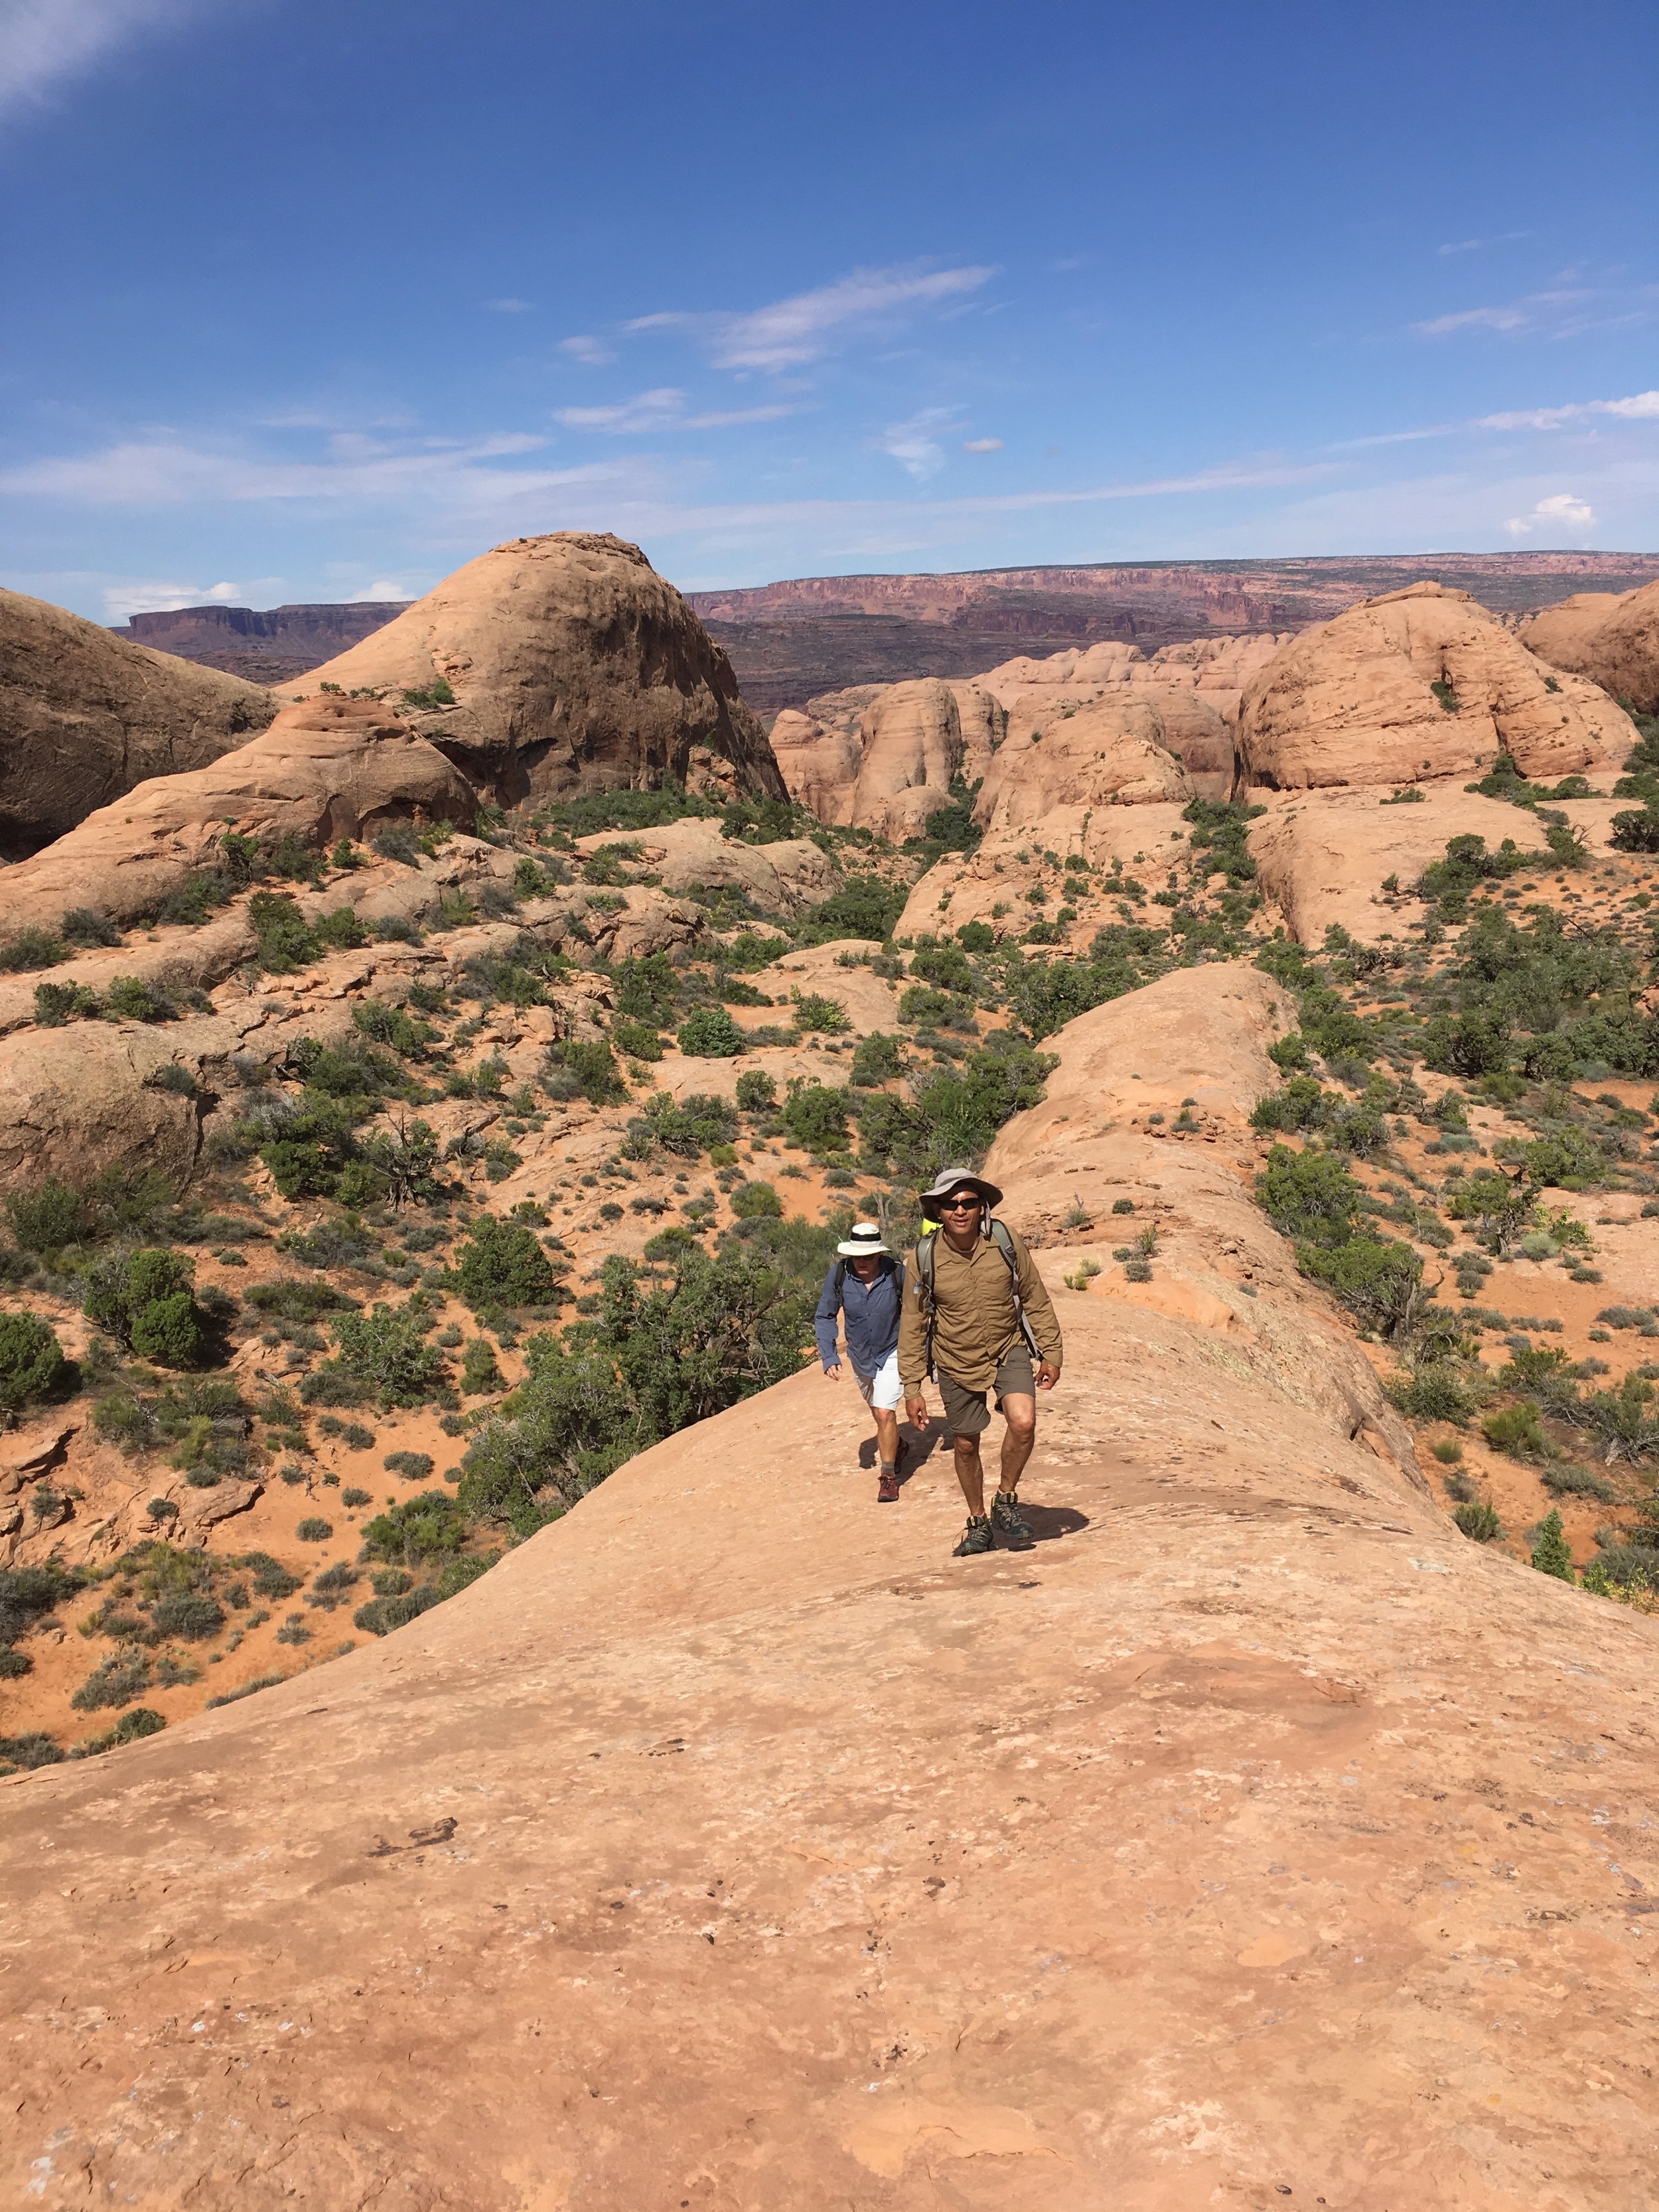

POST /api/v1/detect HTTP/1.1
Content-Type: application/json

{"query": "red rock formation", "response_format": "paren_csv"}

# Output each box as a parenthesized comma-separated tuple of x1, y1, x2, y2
(1521, 579, 1659, 713)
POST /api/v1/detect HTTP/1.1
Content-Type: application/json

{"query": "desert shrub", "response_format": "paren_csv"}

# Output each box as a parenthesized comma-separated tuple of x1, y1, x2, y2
(0, 1732, 65, 1769)
(731, 1181, 782, 1219)
(149, 1589, 225, 1641)
(613, 951, 680, 1027)
(341, 1485, 372, 1507)
(1530, 1509, 1576, 1580)
(59, 907, 121, 949)
(460, 1339, 504, 1394)
(781, 1083, 849, 1154)
(34, 980, 102, 1026)
(1251, 1076, 1334, 1136)
(734, 1070, 778, 1114)
(0, 928, 67, 973)
(1386, 1365, 1476, 1425)
(453, 1216, 563, 1313)
(678, 1007, 745, 1058)
(83, 1248, 202, 1363)
(361, 1489, 468, 1566)
(247, 891, 319, 972)
(1453, 1501, 1504, 1542)
(383, 1450, 434, 1479)
(296, 1516, 333, 1542)
(246, 1279, 360, 1323)
(403, 675, 456, 708)
(792, 992, 850, 1035)
(1482, 1401, 1548, 1458)
(0, 1311, 70, 1414)
(1611, 804, 1659, 853)
(7, 1180, 94, 1252)
(1256, 1145, 1362, 1246)
(612, 1019, 664, 1061)
(458, 1349, 647, 1532)
(0, 1562, 82, 1647)
(795, 876, 906, 944)
(545, 1037, 628, 1106)
(850, 1032, 906, 1087)
(71, 1649, 153, 1712)
(323, 1303, 449, 1410)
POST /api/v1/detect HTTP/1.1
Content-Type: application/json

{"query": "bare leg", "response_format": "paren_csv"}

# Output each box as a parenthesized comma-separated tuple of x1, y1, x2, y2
(953, 1433, 987, 1518)
(997, 1394, 1037, 1494)
(873, 1407, 899, 1466)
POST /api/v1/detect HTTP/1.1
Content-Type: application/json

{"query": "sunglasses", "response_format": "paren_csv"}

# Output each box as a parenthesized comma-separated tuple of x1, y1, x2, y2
(939, 1194, 983, 1211)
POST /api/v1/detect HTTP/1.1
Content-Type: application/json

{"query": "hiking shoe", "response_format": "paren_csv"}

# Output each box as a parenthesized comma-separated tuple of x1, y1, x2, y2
(952, 1515, 993, 1557)
(992, 1490, 1035, 1551)
(877, 1466, 901, 1503)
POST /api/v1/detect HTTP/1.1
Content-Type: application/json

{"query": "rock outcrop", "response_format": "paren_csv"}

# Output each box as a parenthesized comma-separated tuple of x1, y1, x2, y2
(0, 694, 476, 937)
(768, 706, 861, 824)
(0, 586, 275, 860)
(1521, 579, 1659, 713)
(287, 532, 785, 808)
(571, 818, 839, 918)
(6, 969, 1658, 2207)
(1238, 580, 1634, 792)
(975, 691, 1195, 834)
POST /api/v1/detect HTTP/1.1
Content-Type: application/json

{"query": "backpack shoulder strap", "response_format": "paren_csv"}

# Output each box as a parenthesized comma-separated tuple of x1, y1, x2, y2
(987, 1217, 1041, 1358)
(914, 1230, 938, 1380)
(833, 1257, 847, 1299)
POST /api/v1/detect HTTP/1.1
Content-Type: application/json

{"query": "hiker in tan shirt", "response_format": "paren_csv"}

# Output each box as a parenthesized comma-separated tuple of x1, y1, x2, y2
(898, 1169, 1062, 1557)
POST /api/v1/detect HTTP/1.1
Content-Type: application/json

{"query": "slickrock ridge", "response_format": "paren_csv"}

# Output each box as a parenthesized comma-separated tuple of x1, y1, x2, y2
(5, 968, 1658, 2208)
(1521, 579, 1659, 713)
(1238, 581, 1634, 793)
(288, 532, 786, 808)
(0, 694, 476, 935)
(0, 585, 275, 859)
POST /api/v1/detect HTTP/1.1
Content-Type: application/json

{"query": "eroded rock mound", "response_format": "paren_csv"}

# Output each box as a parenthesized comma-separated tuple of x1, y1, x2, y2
(0, 586, 275, 860)
(289, 532, 785, 808)
(0, 696, 476, 936)
(975, 690, 1195, 834)
(1239, 580, 1634, 791)
(571, 818, 839, 917)
(768, 706, 861, 824)
(1521, 579, 1659, 713)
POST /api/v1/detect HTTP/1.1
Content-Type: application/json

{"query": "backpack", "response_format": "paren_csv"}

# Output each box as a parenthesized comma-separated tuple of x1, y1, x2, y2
(831, 1254, 903, 1301)
(914, 1218, 1038, 1381)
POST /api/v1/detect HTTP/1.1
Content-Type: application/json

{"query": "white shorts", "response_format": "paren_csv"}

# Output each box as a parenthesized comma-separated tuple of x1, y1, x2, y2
(852, 1349, 904, 1412)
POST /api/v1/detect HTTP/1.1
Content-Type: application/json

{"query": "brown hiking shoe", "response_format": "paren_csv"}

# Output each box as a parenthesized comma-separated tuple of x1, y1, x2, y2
(952, 1515, 993, 1557)
(877, 1466, 901, 1503)
(992, 1490, 1035, 1551)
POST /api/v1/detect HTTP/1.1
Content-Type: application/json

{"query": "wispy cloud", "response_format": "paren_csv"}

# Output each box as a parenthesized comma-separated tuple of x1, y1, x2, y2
(1506, 490, 1596, 538)
(1413, 286, 1659, 340)
(1437, 231, 1534, 257)
(553, 387, 797, 435)
(963, 436, 1003, 453)
(874, 408, 960, 480)
(559, 334, 616, 366)
(0, 0, 229, 117)
(348, 579, 416, 602)
(103, 575, 242, 619)
(629, 261, 998, 371)
(486, 297, 534, 314)
(1478, 388, 1659, 430)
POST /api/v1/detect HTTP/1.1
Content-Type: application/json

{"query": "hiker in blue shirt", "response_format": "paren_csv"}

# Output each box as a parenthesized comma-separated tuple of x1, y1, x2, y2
(814, 1221, 908, 1503)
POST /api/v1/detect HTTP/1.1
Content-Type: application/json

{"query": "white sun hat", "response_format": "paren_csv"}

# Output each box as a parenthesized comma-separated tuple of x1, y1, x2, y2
(835, 1221, 890, 1258)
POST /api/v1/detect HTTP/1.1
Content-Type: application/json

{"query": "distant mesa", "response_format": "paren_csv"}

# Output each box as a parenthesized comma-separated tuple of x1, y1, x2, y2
(1, 586, 275, 861)
(111, 600, 413, 687)
(286, 531, 784, 810)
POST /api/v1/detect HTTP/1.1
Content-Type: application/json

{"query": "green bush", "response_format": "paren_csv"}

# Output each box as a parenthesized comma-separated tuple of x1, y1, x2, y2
(325, 1303, 449, 1410)
(60, 907, 121, 949)
(796, 876, 906, 944)
(735, 1070, 777, 1113)
(850, 1032, 906, 1086)
(0, 928, 66, 974)
(1482, 1401, 1547, 1458)
(1530, 1508, 1575, 1581)
(84, 1248, 202, 1362)
(1453, 1500, 1504, 1542)
(1611, 804, 1659, 854)
(129, 1290, 202, 1366)
(71, 1648, 152, 1712)
(547, 1037, 628, 1106)
(1297, 1235, 1423, 1340)
(731, 1181, 783, 1219)
(0, 1311, 70, 1414)
(7, 1179, 94, 1251)
(1256, 1145, 1362, 1246)
(678, 1007, 745, 1058)
(383, 1450, 434, 1479)
(1387, 1365, 1476, 1425)
(296, 1516, 333, 1542)
(403, 676, 456, 708)
(454, 1216, 563, 1313)
(782, 1083, 850, 1153)
(612, 1019, 664, 1061)
(792, 992, 850, 1035)
(461, 1338, 504, 1394)
(34, 981, 101, 1027)
(362, 1489, 468, 1566)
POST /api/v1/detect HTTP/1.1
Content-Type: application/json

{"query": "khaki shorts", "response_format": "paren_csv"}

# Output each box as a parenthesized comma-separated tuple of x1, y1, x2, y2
(937, 1345, 1036, 1438)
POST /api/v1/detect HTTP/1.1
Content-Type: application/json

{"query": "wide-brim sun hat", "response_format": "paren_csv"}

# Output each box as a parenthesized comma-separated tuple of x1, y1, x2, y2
(836, 1221, 891, 1258)
(918, 1168, 1004, 1211)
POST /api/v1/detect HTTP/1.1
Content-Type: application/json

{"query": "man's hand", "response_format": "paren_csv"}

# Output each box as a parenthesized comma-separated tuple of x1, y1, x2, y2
(904, 1393, 930, 1430)
(1035, 1361, 1060, 1392)
(824, 1363, 841, 1382)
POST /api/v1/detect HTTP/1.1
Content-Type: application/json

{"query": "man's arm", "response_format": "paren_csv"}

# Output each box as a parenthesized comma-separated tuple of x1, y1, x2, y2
(896, 1258, 928, 1393)
(812, 1264, 842, 1372)
(1012, 1230, 1064, 1373)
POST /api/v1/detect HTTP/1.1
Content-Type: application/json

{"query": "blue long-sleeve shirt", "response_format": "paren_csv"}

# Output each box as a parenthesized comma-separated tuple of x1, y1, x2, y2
(814, 1256, 903, 1374)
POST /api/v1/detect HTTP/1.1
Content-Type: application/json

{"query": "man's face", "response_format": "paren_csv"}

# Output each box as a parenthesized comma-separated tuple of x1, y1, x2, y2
(850, 1252, 883, 1282)
(940, 1189, 983, 1234)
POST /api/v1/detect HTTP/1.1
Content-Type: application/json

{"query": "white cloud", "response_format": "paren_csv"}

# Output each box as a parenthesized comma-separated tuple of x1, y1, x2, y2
(553, 387, 797, 435)
(875, 408, 961, 480)
(0, 0, 228, 117)
(486, 297, 534, 314)
(1414, 286, 1658, 340)
(630, 261, 997, 371)
(102, 575, 242, 619)
(1437, 231, 1534, 257)
(559, 334, 616, 366)
(1478, 388, 1659, 431)
(963, 437, 1003, 453)
(349, 579, 414, 601)
(1504, 490, 1597, 538)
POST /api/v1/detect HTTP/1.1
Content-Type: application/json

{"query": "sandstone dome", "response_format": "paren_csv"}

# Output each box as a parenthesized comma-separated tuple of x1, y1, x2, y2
(287, 532, 784, 808)
(1520, 579, 1659, 714)
(0, 585, 275, 859)
(1238, 579, 1634, 792)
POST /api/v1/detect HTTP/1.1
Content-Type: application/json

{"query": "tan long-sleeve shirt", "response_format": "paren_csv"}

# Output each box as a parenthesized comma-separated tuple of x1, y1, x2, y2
(897, 1223, 1062, 1392)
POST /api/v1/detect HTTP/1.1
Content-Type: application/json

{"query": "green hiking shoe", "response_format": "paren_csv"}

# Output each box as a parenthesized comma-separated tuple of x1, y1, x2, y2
(953, 1514, 993, 1558)
(992, 1490, 1035, 1551)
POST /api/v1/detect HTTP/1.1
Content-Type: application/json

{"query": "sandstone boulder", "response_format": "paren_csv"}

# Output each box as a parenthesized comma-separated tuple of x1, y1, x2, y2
(975, 690, 1194, 835)
(0, 695, 476, 937)
(0, 1012, 248, 1189)
(0, 586, 275, 860)
(287, 532, 784, 808)
(573, 818, 838, 919)
(843, 678, 972, 841)
(895, 800, 1195, 940)
(768, 707, 859, 824)
(1520, 579, 1659, 713)
(1239, 580, 1635, 792)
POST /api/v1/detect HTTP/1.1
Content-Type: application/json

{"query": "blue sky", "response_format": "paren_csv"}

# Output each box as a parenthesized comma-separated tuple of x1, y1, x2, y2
(2, 0, 1655, 621)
